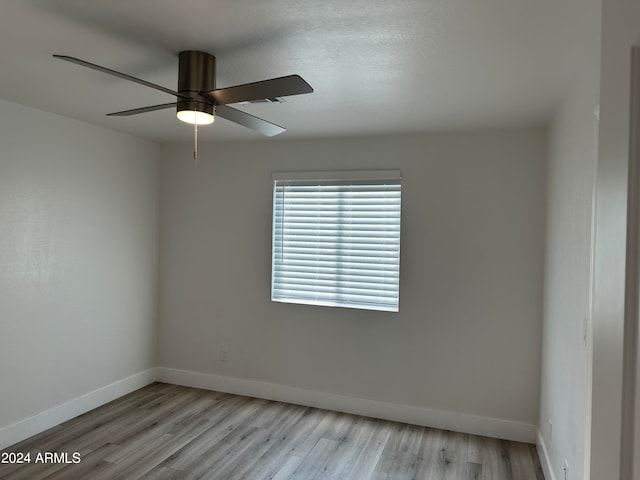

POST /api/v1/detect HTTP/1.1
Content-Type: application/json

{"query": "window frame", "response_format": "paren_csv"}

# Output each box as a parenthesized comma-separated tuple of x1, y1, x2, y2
(271, 170, 402, 312)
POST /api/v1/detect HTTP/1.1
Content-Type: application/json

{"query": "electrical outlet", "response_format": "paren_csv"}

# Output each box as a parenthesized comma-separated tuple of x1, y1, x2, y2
(220, 349, 228, 363)
(564, 459, 569, 480)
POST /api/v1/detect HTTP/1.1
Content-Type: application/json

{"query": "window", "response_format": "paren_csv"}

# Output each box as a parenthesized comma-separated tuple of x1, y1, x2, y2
(271, 170, 401, 312)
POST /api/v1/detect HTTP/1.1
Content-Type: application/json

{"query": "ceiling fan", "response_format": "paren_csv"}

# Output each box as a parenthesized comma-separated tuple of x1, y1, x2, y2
(53, 50, 313, 137)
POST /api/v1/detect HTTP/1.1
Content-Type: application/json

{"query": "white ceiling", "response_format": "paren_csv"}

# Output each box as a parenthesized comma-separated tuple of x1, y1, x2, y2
(0, 0, 599, 143)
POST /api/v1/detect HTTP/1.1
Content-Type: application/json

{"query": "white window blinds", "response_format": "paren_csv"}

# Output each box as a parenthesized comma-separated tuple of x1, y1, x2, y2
(271, 171, 401, 312)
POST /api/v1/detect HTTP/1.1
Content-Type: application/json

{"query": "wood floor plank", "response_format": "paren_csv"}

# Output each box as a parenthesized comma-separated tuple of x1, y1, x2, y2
(386, 451, 420, 480)
(368, 469, 389, 480)
(343, 419, 392, 480)
(293, 409, 342, 458)
(159, 395, 262, 471)
(289, 412, 358, 480)
(138, 465, 184, 480)
(481, 435, 513, 480)
(100, 390, 218, 458)
(413, 427, 447, 479)
(498, 439, 516, 480)
(442, 431, 470, 480)
(288, 438, 340, 480)
(237, 407, 327, 480)
(311, 417, 378, 480)
(467, 433, 483, 464)
(398, 423, 426, 456)
(372, 422, 411, 475)
(179, 400, 294, 479)
(92, 433, 177, 480)
(94, 389, 211, 448)
(466, 461, 483, 480)
(380, 421, 426, 479)
(1, 383, 545, 480)
(507, 440, 538, 480)
(179, 424, 262, 478)
(212, 403, 310, 480)
(271, 454, 304, 480)
(529, 444, 546, 480)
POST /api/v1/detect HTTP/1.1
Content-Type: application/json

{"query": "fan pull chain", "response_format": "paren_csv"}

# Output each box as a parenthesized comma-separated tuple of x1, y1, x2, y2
(193, 108, 198, 165)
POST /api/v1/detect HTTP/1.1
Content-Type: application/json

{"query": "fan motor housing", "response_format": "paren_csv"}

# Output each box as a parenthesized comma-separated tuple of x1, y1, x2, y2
(177, 50, 216, 116)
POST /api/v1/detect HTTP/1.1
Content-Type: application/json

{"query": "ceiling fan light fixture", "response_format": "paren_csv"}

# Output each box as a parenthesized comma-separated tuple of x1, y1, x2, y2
(176, 99, 215, 125)
(177, 109, 215, 125)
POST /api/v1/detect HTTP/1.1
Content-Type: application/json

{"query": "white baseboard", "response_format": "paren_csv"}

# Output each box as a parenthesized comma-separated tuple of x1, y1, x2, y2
(0, 368, 157, 450)
(537, 429, 556, 480)
(157, 367, 536, 443)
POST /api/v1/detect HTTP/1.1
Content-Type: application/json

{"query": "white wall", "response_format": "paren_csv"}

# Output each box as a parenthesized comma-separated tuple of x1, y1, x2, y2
(0, 99, 159, 447)
(590, 0, 640, 478)
(538, 71, 600, 479)
(158, 129, 546, 438)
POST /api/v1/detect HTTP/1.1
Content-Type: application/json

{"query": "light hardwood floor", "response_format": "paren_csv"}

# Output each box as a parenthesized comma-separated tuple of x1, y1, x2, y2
(0, 383, 544, 480)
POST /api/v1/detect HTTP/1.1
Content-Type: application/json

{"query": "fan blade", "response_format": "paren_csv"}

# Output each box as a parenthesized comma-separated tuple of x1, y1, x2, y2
(53, 55, 190, 99)
(201, 75, 313, 105)
(107, 103, 177, 116)
(216, 105, 285, 137)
